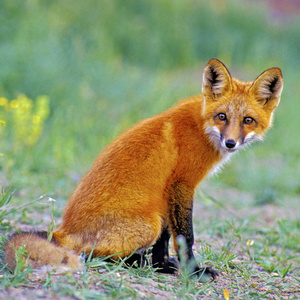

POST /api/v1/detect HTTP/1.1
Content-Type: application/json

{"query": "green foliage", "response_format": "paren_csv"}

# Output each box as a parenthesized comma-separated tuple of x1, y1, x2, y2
(0, 95, 49, 158)
(0, 187, 14, 228)
(0, 245, 33, 288)
(0, 0, 298, 197)
(12, 245, 32, 279)
(47, 197, 57, 242)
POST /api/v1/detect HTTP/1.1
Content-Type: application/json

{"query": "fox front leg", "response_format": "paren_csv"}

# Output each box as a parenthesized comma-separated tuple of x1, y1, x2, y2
(151, 226, 179, 273)
(168, 181, 218, 281)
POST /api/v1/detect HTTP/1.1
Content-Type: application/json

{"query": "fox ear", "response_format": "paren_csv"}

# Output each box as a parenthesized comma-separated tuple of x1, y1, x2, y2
(250, 68, 283, 110)
(202, 58, 232, 100)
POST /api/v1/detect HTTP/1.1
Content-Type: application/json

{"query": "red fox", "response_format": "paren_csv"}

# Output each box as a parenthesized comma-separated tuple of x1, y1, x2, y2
(4, 59, 283, 280)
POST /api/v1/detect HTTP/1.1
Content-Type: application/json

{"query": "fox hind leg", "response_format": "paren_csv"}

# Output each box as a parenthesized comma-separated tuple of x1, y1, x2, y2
(118, 226, 179, 274)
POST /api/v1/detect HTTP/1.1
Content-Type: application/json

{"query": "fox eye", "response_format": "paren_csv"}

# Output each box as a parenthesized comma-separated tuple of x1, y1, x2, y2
(244, 117, 254, 124)
(217, 113, 227, 121)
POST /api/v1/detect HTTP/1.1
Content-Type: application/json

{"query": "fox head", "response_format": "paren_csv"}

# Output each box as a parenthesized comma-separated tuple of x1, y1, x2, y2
(202, 58, 283, 155)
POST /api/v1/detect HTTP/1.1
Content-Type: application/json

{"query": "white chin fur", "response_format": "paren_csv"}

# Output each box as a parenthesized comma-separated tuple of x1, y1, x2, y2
(204, 126, 232, 157)
(204, 126, 222, 150)
(204, 125, 263, 177)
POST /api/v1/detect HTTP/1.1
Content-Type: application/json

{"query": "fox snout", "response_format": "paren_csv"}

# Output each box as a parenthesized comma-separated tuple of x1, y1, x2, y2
(220, 135, 240, 152)
(204, 125, 242, 154)
(219, 130, 262, 153)
(224, 139, 236, 149)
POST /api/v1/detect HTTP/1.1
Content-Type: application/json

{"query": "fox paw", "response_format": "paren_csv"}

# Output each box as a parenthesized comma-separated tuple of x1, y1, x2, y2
(195, 266, 219, 282)
(154, 256, 179, 274)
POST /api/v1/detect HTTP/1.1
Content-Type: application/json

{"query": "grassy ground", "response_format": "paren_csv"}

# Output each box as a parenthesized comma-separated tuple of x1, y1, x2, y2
(0, 187, 299, 299)
(0, 0, 299, 298)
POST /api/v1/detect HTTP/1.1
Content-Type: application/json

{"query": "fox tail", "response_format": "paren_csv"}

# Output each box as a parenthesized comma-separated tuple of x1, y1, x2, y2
(3, 231, 82, 272)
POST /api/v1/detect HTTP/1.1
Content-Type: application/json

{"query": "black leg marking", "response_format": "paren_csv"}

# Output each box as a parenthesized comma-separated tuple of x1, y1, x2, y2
(152, 227, 179, 274)
(169, 182, 219, 281)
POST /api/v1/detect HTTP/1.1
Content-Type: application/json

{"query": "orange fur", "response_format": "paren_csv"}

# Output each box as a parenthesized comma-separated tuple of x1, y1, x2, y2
(4, 232, 82, 272)
(4, 59, 283, 276)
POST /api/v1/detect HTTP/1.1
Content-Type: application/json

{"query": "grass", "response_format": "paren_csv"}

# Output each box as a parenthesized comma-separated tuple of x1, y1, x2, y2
(0, 0, 299, 298)
(0, 189, 299, 299)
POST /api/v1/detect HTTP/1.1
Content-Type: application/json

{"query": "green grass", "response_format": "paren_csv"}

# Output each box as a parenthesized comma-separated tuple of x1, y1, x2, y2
(0, 190, 299, 299)
(0, 0, 299, 298)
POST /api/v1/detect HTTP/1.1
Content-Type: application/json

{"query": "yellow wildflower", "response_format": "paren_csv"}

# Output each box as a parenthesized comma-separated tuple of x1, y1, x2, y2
(32, 115, 42, 124)
(0, 97, 8, 106)
(223, 289, 230, 300)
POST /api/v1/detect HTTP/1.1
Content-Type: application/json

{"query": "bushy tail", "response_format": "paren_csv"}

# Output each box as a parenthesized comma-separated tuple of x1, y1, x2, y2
(3, 231, 83, 272)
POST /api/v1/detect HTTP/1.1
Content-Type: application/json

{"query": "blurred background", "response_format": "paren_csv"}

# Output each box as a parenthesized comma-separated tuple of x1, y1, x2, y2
(0, 0, 299, 205)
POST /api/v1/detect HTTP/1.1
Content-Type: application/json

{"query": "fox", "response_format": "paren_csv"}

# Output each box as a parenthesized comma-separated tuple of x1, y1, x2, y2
(4, 59, 283, 280)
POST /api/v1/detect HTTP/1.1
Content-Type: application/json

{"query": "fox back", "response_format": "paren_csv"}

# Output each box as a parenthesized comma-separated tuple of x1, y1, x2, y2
(4, 59, 283, 279)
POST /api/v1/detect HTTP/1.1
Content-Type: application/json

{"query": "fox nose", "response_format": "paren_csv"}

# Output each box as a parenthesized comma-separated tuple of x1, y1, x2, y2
(225, 139, 236, 149)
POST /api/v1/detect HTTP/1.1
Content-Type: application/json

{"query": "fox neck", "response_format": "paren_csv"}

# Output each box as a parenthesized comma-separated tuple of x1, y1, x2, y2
(207, 149, 233, 177)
